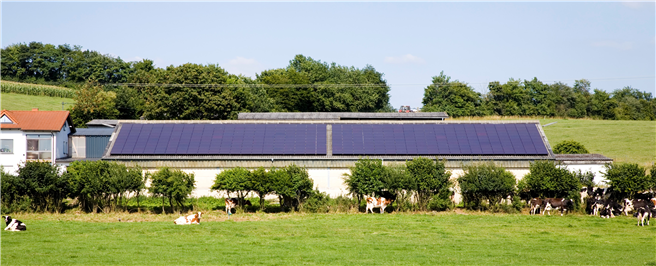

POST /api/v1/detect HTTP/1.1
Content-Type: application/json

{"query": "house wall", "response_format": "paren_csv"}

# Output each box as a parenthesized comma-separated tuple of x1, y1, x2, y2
(55, 121, 70, 160)
(562, 164, 609, 185)
(0, 130, 26, 174)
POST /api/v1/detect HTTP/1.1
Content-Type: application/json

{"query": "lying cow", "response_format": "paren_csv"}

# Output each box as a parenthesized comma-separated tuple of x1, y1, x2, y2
(366, 197, 393, 214)
(225, 198, 252, 214)
(3, 216, 26, 231)
(542, 198, 573, 216)
(529, 198, 543, 215)
(636, 207, 651, 226)
(174, 212, 202, 225)
(600, 199, 622, 218)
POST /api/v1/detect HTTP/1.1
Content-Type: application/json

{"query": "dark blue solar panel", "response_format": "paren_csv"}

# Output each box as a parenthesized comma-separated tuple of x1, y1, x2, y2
(331, 123, 549, 156)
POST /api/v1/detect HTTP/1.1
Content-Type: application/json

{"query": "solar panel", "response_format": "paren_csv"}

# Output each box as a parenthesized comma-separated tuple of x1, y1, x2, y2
(331, 123, 549, 156)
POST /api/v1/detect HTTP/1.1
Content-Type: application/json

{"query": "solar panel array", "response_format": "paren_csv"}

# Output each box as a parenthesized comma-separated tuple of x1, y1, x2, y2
(332, 124, 548, 155)
(111, 124, 327, 155)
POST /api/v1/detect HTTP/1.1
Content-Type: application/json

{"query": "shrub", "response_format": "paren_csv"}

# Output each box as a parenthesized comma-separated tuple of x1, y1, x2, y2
(15, 161, 69, 212)
(303, 190, 331, 213)
(603, 163, 650, 199)
(212, 167, 252, 208)
(250, 167, 273, 211)
(270, 164, 314, 211)
(343, 158, 385, 205)
(68, 161, 144, 213)
(1, 167, 30, 213)
(458, 162, 516, 211)
(553, 140, 589, 154)
(648, 163, 656, 191)
(428, 193, 453, 211)
(147, 167, 195, 213)
(406, 157, 452, 211)
(523, 161, 581, 206)
(381, 164, 415, 211)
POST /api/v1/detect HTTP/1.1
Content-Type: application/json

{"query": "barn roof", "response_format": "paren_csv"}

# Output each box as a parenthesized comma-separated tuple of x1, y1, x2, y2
(72, 128, 115, 136)
(238, 112, 449, 120)
(102, 120, 554, 161)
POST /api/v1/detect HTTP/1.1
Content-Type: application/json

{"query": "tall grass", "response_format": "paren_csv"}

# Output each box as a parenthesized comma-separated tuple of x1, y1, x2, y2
(0, 80, 76, 98)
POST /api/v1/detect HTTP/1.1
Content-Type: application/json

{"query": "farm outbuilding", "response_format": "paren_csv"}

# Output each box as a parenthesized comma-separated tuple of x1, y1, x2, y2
(100, 113, 613, 201)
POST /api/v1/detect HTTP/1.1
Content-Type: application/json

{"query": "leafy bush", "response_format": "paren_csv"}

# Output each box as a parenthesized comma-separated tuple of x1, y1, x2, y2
(553, 140, 589, 154)
(303, 190, 331, 213)
(68, 161, 144, 213)
(250, 167, 274, 211)
(343, 158, 385, 204)
(523, 161, 581, 207)
(428, 193, 453, 211)
(270, 164, 314, 211)
(381, 164, 415, 211)
(406, 157, 452, 211)
(1, 167, 30, 213)
(212, 167, 252, 208)
(147, 167, 195, 213)
(603, 163, 651, 199)
(458, 163, 516, 211)
(15, 161, 69, 212)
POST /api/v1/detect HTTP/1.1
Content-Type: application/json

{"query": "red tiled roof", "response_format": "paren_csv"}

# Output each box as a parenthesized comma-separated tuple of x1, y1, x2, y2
(0, 109, 74, 132)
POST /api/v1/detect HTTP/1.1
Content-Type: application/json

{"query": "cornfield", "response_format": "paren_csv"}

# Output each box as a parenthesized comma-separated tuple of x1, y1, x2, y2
(1, 81, 76, 98)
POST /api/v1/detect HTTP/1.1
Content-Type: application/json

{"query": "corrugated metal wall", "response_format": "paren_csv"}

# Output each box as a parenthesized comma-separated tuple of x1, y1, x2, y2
(86, 136, 110, 158)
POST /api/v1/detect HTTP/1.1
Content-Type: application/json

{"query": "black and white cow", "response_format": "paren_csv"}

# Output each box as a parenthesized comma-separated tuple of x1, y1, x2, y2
(542, 198, 573, 216)
(3, 216, 26, 231)
(636, 207, 651, 226)
(529, 198, 543, 215)
(621, 198, 655, 216)
(600, 199, 622, 218)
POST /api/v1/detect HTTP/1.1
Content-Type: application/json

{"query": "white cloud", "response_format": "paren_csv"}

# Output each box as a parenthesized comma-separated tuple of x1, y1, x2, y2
(384, 54, 425, 64)
(592, 41, 633, 50)
(223, 57, 265, 78)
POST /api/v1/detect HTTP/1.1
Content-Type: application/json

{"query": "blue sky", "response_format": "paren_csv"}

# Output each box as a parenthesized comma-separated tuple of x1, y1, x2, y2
(2, 2, 654, 109)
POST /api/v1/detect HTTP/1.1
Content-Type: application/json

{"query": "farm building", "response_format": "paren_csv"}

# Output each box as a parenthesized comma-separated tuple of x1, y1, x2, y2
(100, 113, 612, 200)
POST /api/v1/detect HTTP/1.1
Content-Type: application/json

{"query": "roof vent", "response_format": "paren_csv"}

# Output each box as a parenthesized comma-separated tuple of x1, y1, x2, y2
(32, 108, 39, 111)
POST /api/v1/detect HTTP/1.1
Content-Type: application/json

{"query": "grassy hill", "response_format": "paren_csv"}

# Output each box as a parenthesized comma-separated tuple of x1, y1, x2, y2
(1, 93, 75, 111)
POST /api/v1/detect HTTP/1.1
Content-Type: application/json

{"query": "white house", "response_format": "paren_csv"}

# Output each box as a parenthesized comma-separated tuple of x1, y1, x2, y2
(0, 109, 76, 174)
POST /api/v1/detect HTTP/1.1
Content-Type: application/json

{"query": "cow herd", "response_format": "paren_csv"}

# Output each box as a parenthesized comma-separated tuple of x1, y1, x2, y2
(530, 188, 656, 227)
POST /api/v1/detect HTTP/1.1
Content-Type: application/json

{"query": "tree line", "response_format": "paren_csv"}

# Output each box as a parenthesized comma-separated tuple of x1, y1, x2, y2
(422, 72, 655, 120)
(2, 42, 653, 124)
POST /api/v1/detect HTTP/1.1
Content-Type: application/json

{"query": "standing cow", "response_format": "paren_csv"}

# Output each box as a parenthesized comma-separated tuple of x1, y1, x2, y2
(366, 197, 393, 214)
(542, 198, 573, 216)
(529, 198, 543, 215)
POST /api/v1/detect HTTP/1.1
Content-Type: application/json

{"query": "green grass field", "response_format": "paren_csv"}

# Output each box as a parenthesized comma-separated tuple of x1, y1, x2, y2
(2, 212, 654, 265)
(0, 92, 75, 111)
(539, 119, 655, 167)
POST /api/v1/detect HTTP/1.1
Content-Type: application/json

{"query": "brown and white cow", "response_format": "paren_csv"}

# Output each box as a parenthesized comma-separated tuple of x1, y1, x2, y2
(542, 198, 573, 216)
(529, 198, 543, 215)
(174, 212, 202, 225)
(366, 197, 393, 214)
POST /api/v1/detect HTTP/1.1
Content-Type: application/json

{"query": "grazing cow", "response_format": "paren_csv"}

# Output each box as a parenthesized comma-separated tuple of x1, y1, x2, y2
(636, 207, 650, 226)
(3, 216, 27, 231)
(365, 197, 393, 214)
(225, 198, 252, 214)
(542, 198, 573, 216)
(529, 198, 543, 215)
(174, 212, 202, 225)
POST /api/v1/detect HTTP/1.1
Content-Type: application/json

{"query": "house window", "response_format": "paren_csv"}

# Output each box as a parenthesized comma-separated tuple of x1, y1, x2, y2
(26, 134, 51, 160)
(0, 139, 13, 153)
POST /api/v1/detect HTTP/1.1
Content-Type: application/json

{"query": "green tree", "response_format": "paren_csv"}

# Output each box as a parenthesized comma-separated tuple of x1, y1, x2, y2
(249, 167, 274, 210)
(380, 164, 415, 211)
(589, 89, 617, 119)
(553, 140, 589, 154)
(406, 157, 452, 211)
(458, 163, 516, 211)
(603, 163, 650, 199)
(523, 161, 581, 205)
(342, 158, 385, 206)
(1, 167, 28, 213)
(212, 167, 252, 208)
(68, 82, 119, 128)
(147, 167, 195, 213)
(270, 165, 314, 211)
(421, 71, 485, 117)
(15, 161, 69, 212)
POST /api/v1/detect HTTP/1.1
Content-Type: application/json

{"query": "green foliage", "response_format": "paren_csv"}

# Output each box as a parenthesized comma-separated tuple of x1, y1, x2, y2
(603, 163, 650, 199)
(0, 81, 76, 98)
(381, 164, 415, 211)
(270, 165, 314, 211)
(302, 190, 331, 213)
(250, 167, 274, 211)
(1, 167, 31, 213)
(406, 157, 452, 211)
(13, 161, 69, 212)
(573, 170, 595, 192)
(649, 164, 656, 191)
(257, 55, 391, 112)
(523, 161, 581, 200)
(67, 161, 144, 213)
(421, 71, 487, 117)
(147, 167, 195, 213)
(458, 163, 516, 211)
(68, 82, 119, 128)
(553, 140, 589, 154)
(212, 167, 252, 207)
(343, 158, 385, 203)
